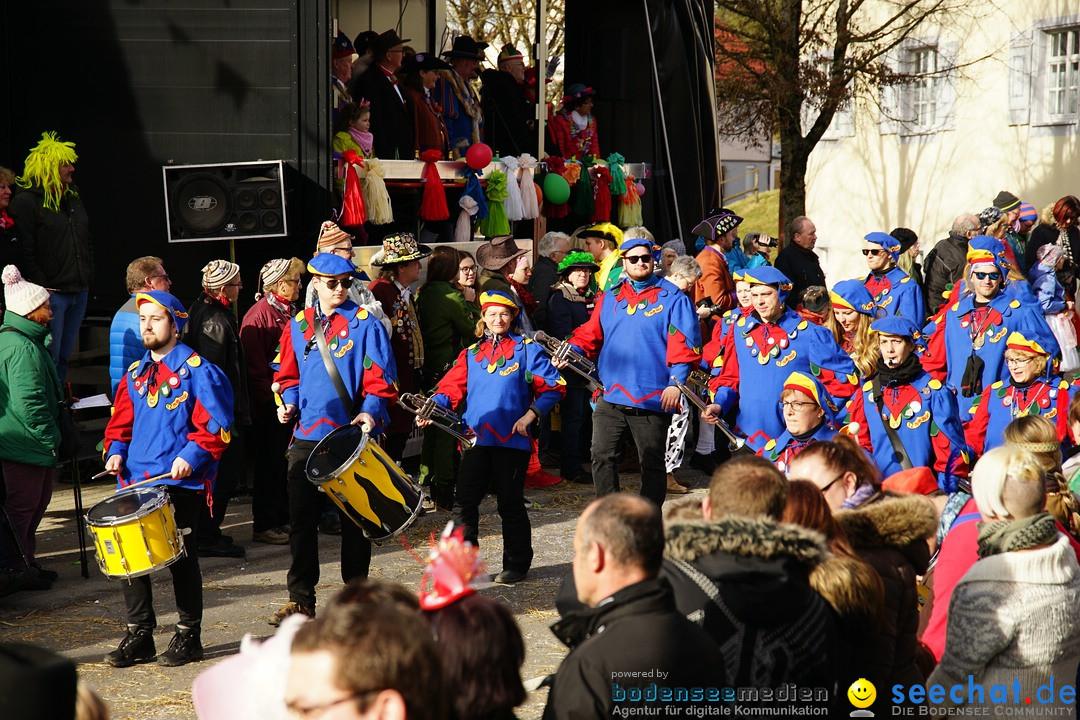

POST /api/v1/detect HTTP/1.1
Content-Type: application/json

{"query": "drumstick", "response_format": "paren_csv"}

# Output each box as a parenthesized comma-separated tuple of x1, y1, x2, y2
(91, 470, 113, 480)
(115, 472, 173, 493)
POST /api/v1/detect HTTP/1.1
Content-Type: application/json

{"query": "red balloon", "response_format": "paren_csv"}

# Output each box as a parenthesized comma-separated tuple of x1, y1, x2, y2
(465, 143, 493, 170)
(635, 181, 646, 197)
(534, 182, 544, 204)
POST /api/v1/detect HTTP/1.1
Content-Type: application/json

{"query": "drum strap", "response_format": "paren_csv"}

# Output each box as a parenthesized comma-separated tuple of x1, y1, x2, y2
(312, 312, 356, 416)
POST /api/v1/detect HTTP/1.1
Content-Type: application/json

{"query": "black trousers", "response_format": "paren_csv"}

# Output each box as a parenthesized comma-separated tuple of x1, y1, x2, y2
(122, 487, 202, 630)
(286, 440, 371, 607)
(197, 435, 244, 545)
(591, 398, 671, 507)
(452, 445, 532, 573)
(251, 412, 291, 532)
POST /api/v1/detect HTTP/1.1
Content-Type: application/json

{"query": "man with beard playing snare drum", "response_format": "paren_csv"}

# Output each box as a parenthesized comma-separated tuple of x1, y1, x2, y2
(102, 290, 234, 667)
(269, 253, 398, 626)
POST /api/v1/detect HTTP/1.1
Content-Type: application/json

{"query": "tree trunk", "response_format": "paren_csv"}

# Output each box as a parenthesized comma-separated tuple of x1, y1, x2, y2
(777, 113, 810, 245)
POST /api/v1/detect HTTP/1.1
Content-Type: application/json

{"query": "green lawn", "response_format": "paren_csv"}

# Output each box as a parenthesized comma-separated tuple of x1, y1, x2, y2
(729, 189, 779, 239)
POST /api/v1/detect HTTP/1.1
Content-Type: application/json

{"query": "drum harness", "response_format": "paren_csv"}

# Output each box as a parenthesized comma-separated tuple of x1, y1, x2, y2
(312, 313, 357, 417)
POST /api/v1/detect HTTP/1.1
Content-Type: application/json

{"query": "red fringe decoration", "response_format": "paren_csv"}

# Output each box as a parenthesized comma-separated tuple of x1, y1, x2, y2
(419, 149, 449, 221)
(340, 150, 367, 226)
(591, 166, 612, 222)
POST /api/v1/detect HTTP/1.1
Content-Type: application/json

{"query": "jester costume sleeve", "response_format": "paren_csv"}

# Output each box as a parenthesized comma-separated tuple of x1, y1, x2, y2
(707, 309, 858, 451)
(104, 343, 234, 497)
(864, 267, 925, 323)
(847, 373, 971, 491)
(964, 377, 1080, 456)
(920, 293, 1060, 398)
(431, 332, 565, 451)
(273, 300, 398, 442)
(567, 276, 702, 412)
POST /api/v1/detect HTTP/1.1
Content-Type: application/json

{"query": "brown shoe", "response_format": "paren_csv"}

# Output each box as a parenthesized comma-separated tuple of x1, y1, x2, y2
(269, 601, 315, 626)
(666, 474, 690, 494)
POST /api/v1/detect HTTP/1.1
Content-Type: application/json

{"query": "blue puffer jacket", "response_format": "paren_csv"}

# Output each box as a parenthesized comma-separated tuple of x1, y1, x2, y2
(1030, 261, 1067, 314)
(108, 295, 141, 397)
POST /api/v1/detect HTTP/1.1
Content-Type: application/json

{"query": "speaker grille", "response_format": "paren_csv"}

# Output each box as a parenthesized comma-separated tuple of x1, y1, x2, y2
(174, 174, 231, 232)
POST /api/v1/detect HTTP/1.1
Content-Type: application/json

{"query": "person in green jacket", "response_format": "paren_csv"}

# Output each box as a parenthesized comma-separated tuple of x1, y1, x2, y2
(0, 265, 60, 584)
(415, 246, 479, 508)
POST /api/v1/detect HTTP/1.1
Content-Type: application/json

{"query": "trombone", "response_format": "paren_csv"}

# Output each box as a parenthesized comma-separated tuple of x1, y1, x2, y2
(533, 331, 605, 393)
(670, 375, 751, 455)
(399, 393, 475, 450)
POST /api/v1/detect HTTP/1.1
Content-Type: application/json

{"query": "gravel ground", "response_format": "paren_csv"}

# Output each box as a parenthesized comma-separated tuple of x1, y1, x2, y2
(0, 463, 709, 720)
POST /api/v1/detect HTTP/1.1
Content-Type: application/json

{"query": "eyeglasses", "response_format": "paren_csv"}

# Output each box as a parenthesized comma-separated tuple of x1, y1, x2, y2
(624, 254, 652, 265)
(861, 249, 886, 257)
(322, 277, 354, 290)
(226, 281, 243, 288)
(779, 400, 818, 411)
(285, 691, 374, 719)
(1005, 356, 1038, 367)
(972, 271, 1001, 281)
(819, 473, 846, 494)
(459, 264, 477, 273)
(330, 246, 355, 257)
(151, 274, 171, 282)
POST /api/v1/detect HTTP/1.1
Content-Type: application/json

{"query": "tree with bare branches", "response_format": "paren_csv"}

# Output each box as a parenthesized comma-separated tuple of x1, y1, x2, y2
(444, 0, 565, 103)
(714, 0, 991, 236)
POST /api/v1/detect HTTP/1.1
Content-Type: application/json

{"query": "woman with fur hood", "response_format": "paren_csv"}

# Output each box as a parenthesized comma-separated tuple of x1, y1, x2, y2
(788, 436, 938, 687)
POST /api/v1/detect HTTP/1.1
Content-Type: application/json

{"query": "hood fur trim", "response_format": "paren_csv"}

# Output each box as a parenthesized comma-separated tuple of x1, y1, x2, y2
(836, 493, 937, 550)
(665, 516, 826, 567)
(810, 554, 884, 626)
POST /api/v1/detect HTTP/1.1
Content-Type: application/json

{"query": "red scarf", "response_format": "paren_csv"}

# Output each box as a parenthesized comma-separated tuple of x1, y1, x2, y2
(0, 210, 12, 230)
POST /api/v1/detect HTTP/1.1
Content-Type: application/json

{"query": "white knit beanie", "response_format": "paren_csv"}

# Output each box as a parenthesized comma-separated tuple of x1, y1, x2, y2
(2, 265, 49, 316)
(201, 260, 240, 291)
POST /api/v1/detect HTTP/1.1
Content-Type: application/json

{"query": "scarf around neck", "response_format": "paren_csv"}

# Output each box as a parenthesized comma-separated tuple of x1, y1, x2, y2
(876, 353, 923, 388)
(977, 511, 1059, 558)
(349, 127, 373, 156)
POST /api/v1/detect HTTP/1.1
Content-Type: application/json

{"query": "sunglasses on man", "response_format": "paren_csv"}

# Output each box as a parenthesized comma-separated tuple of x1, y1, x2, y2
(624, 254, 653, 265)
(322, 277, 354, 290)
(972, 271, 1001, 281)
(861, 249, 886, 257)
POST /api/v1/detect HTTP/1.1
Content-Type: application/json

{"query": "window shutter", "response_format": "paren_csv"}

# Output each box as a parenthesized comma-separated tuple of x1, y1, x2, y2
(937, 41, 959, 131)
(879, 49, 901, 135)
(1008, 31, 1033, 126)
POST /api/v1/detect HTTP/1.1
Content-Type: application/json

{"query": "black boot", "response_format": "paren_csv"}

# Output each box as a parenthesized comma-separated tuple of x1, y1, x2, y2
(104, 627, 156, 668)
(158, 625, 204, 667)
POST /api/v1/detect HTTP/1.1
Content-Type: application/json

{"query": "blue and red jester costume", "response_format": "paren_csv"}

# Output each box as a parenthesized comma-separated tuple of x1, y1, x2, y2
(708, 266, 858, 452)
(921, 237, 1058, 401)
(429, 290, 564, 585)
(102, 291, 234, 668)
(273, 292, 398, 443)
(105, 292, 234, 497)
(759, 371, 839, 473)
(862, 231, 925, 322)
(964, 329, 1080, 456)
(846, 316, 971, 492)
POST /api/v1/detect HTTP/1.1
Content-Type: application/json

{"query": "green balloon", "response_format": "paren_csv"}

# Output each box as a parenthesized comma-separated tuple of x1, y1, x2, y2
(543, 173, 571, 204)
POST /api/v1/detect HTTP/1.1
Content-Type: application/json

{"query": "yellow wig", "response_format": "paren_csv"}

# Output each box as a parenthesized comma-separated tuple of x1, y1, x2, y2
(16, 132, 79, 212)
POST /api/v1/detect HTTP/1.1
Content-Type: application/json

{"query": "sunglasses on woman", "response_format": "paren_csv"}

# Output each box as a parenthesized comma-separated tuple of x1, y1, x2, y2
(861, 249, 886, 257)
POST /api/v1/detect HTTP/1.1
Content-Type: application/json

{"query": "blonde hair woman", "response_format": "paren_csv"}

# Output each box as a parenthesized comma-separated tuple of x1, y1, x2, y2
(825, 280, 879, 378)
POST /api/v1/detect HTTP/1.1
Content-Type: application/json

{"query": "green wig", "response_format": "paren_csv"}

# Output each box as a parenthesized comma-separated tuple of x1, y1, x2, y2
(16, 132, 79, 212)
(558, 250, 600, 274)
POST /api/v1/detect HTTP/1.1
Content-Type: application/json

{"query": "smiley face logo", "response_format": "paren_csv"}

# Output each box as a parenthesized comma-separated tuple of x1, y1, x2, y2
(847, 677, 876, 710)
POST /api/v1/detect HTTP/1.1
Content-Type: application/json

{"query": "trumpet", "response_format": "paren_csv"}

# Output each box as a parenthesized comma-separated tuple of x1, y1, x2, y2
(533, 331, 605, 393)
(670, 375, 751, 455)
(687, 368, 711, 396)
(399, 393, 475, 450)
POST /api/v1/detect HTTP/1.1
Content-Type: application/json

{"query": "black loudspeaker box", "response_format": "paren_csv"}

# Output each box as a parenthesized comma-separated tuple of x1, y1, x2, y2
(163, 161, 289, 243)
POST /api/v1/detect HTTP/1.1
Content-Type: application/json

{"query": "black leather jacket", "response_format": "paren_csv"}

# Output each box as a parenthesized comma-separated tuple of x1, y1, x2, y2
(181, 293, 250, 426)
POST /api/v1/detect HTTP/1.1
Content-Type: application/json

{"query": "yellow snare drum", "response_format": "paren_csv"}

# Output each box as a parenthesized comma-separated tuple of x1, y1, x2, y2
(306, 425, 424, 543)
(85, 488, 185, 579)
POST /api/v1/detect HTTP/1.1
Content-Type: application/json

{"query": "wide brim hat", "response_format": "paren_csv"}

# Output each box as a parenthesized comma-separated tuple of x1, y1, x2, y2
(442, 35, 488, 60)
(562, 83, 595, 107)
(402, 52, 453, 73)
(476, 235, 528, 271)
(558, 250, 600, 275)
(369, 232, 433, 266)
(373, 29, 411, 54)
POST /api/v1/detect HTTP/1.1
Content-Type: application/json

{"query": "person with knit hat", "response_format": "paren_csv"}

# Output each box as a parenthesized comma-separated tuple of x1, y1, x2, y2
(239, 257, 305, 545)
(704, 266, 858, 453)
(921, 236, 1058, 400)
(180, 259, 249, 559)
(0, 265, 60, 587)
(546, 251, 600, 485)
(8, 132, 94, 382)
(422, 290, 565, 584)
(993, 190, 1029, 275)
(102, 290, 235, 667)
(845, 315, 971, 493)
(860, 230, 925, 323)
(270, 252, 398, 624)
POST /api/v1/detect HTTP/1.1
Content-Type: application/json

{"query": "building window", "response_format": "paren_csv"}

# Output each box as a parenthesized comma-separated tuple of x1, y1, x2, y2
(1047, 28, 1079, 119)
(908, 47, 939, 129)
